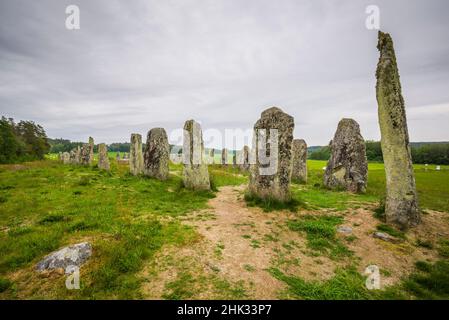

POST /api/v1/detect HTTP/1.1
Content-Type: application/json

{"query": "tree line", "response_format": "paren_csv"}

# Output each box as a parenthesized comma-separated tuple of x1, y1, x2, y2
(0, 117, 50, 164)
(309, 141, 449, 165)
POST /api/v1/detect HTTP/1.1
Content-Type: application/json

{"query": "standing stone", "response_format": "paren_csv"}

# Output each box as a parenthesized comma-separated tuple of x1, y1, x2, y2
(98, 143, 110, 171)
(221, 148, 228, 166)
(239, 146, 250, 171)
(75, 146, 81, 165)
(130, 134, 144, 175)
(69, 150, 76, 164)
(80, 144, 91, 166)
(88, 137, 94, 165)
(376, 31, 420, 229)
(209, 148, 215, 164)
(232, 153, 237, 167)
(58, 152, 63, 161)
(248, 107, 294, 202)
(323, 119, 367, 193)
(291, 139, 308, 184)
(182, 120, 210, 190)
(116, 152, 120, 161)
(144, 128, 169, 180)
(62, 152, 70, 164)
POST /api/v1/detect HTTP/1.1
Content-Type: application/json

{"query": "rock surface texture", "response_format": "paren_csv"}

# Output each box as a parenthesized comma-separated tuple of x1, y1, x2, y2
(323, 119, 368, 193)
(376, 31, 420, 229)
(144, 128, 169, 180)
(98, 143, 110, 171)
(291, 139, 308, 183)
(130, 133, 144, 175)
(248, 107, 294, 202)
(182, 120, 210, 190)
(36, 242, 92, 274)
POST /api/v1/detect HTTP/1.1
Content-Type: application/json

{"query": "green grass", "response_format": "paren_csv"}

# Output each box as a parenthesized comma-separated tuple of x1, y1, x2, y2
(287, 215, 351, 259)
(244, 193, 303, 212)
(0, 160, 213, 299)
(376, 224, 406, 239)
(270, 267, 371, 300)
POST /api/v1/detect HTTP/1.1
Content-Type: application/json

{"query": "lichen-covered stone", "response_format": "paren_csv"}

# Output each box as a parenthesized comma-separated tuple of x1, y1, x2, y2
(323, 119, 367, 193)
(144, 128, 169, 180)
(291, 139, 308, 183)
(221, 148, 228, 165)
(376, 31, 420, 229)
(98, 143, 110, 171)
(62, 152, 70, 164)
(36, 242, 92, 274)
(182, 120, 210, 190)
(88, 137, 94, 165)
(209, 148, 215, 164)
(130, 133, 144, 175)
(79, 144, 91, 165)
(239, 146, 250, 171)
(248, 107, 294, 202)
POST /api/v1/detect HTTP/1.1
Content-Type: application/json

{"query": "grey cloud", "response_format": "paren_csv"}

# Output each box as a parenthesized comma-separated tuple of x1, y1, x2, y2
(0, 0, 448, 148)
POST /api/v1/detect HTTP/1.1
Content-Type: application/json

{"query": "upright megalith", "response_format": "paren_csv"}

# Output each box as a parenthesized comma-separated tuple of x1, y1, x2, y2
(116, 152, 120, 161)
(291, 139, 308, 183)
(209, 148, 215, 164)
(88, 137, 94, 165)
(80, 144, 91, 165)
(130, 134, 144, 175)
(182, 120, 210, 190)
(241, 145, 250, 171)
(62, 152, 70, 164)
(98, 143, 110, 171)
(376, 31, 420, 229)
(323, 119, 367, 193)
(144, 128, 169, 180)
(248, 107, 294, 202)
(221, 148, 228, 166)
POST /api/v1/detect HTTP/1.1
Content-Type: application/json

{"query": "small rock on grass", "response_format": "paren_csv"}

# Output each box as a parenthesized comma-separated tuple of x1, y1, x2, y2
(373, 232, 399, 243)
(36, 242, 92, 274)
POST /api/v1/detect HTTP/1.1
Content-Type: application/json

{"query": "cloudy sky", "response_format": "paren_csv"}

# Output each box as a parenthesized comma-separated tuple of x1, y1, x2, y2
(1, 0, 448, 148)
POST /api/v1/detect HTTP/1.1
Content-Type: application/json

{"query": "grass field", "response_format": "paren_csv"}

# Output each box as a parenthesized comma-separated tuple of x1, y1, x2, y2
(0, 157, 448, 299)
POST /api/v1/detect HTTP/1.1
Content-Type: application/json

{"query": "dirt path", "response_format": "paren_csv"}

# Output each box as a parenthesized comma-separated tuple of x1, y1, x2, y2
(141, 185, 449, 299)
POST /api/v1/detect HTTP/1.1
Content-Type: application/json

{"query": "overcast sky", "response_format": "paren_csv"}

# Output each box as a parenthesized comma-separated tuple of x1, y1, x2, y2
(1, 0, 448, 148)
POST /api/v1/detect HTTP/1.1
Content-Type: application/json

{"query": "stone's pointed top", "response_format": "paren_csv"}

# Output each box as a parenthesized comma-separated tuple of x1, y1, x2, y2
(184, 119, 200, 131)
(293, 139, 307, 145)
(338, 118, 360, 128)
(377, 31, 393, 49)
(260, 107, 293, 119)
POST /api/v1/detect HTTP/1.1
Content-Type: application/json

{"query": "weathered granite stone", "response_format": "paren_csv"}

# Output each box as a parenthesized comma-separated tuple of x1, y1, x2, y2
(58, 152, 63, 161)
(80, 144, 91, 165)
(337, 226, 353, 235)
(130, 134, 144, 175)
(98, 143, 110, 171)
(291, 139, 308, 183)
(221, 148, 228, 165)
(373, 232, 401, 243)
(248, 107, 294, 202)
(209, 148, 215, 164)
(88, 137, 94, 165)
(323, 119, 368, 193)
(376, 31, 420, 229)
(36, 242, 92, 274)
(144, 128, 169, 180)
(62, 152, 70, 164)
(239, 146, 250, 171)
(182, 120, 210, 190)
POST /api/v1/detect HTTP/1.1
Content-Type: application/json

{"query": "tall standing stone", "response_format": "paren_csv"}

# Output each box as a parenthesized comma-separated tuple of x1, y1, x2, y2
(80, 144, 90, 165)
(241, 145, 250, 171)
(221, 148, 228, 166)
(88, 137, 94, 165)
(144, 128, 169, 180)
(182, 120, 210, 190)
(209, 148, 215, 164)
(62, 152, 70, 164)
(130, 134, 144, 175)
(116, 152, 120, 161)
(98, 143, 110, 171)
(75, 146, 81, 165)
(248, 107, 294, 202)
(376, 31, 420, 229)
(291, 139, 308, 184)
(323, 119, 367, 193)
